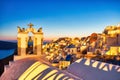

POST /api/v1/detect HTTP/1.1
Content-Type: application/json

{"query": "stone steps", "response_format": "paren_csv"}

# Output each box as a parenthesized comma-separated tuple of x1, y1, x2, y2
(4, 61, 15, 72)
(4, 65, 9, 72)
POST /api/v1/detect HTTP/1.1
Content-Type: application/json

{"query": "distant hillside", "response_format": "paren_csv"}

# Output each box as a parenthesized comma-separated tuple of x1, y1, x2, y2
(0, 41, 17, 50)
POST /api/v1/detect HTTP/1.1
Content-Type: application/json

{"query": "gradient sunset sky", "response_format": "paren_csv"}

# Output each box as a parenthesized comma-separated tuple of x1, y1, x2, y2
(0, 0, 120, 40)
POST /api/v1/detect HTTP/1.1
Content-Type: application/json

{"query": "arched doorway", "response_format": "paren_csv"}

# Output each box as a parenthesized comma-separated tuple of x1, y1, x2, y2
(27, 32, 34, 54)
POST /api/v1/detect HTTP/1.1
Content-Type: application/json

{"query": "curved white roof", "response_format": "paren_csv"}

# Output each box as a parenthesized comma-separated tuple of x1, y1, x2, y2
(0, 57, 82, 80)
(67, 58, 120, 80)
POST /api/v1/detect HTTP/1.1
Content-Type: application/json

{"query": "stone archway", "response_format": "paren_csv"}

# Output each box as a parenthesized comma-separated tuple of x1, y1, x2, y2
(27, 32, 34, 54)
(14, 23, 43, 60)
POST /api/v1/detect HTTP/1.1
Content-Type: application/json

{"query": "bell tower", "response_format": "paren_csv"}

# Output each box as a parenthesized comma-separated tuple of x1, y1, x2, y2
(14, 23, 43, 60)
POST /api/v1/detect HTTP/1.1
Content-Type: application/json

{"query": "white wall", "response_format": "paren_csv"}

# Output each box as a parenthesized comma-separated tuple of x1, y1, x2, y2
(67, 58, 120, 80)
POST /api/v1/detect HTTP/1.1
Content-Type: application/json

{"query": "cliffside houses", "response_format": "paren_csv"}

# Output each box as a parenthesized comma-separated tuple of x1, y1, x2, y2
(43, 24, 120, 68)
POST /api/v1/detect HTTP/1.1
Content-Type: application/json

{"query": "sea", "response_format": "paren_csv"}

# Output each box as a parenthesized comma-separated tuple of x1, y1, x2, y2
(0, 40, 50, 59)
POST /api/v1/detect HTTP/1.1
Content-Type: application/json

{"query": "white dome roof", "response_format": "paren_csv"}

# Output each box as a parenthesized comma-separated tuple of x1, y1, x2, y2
(0, 57, 81, 80)
(67, 58, 120, 80)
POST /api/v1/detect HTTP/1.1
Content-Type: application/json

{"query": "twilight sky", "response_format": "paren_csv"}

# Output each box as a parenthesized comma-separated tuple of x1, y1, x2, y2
(0, 0, 120, 40)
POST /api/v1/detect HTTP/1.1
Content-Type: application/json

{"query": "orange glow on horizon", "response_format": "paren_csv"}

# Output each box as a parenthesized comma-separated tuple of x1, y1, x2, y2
(0, 34, 88, 41)
(0, 36, 17, 41)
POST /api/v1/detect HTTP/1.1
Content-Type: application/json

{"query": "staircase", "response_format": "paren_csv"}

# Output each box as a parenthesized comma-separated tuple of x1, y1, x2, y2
(4, 61, 15, 72)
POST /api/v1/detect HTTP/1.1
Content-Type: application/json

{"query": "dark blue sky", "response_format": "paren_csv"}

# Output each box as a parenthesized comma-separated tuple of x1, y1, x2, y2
(0, 0, 120, 40)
